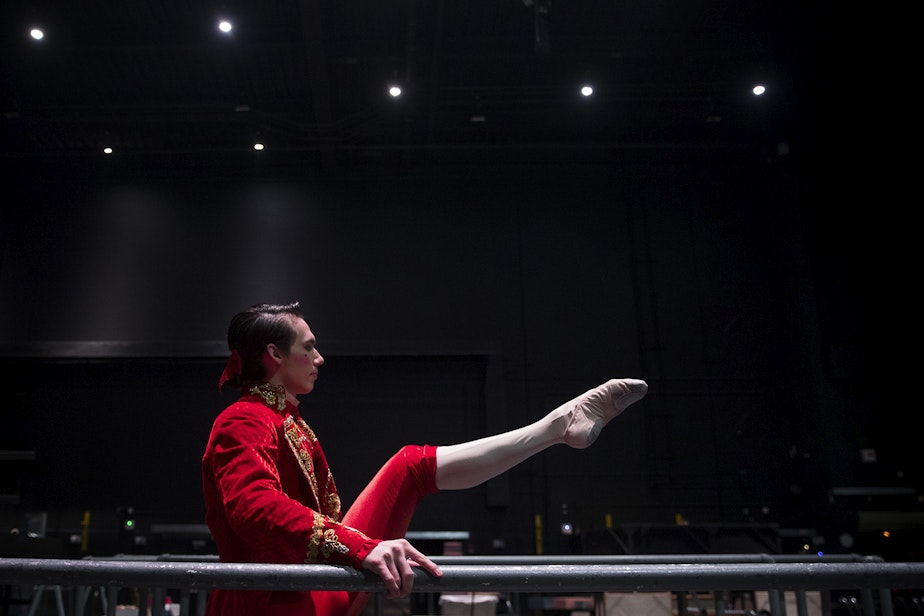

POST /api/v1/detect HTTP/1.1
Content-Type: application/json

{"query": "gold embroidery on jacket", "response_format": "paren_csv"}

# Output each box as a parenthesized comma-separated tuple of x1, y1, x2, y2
(305, 511, 349, 563)
(282, 418, 343, 518)
(283, 416, 320, 509)
(326, 491, 342, 520)
(318, 445, 341, 518)
(250, 382, 286, 410)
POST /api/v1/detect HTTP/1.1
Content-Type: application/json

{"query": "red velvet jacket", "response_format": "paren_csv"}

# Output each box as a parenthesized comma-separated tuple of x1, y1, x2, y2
(202, 390, 379, 614)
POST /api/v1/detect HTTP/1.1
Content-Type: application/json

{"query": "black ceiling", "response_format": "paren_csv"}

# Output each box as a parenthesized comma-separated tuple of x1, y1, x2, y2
(1, 0, 814, 169)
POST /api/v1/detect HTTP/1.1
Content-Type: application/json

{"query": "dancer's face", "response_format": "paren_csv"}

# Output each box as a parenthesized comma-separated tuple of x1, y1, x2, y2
(270, 317, 324, 395)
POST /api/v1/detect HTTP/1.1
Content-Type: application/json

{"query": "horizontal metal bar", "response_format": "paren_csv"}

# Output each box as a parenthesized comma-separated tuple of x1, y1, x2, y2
(405, 531, 470, 541)
(85, 553, 885, 565)
(0, 450, 37, 461)
(430, 554, 885, 565)
(1, 558, 922, 593)
(149, 525, 213, 536)
(831, 487, 917, 497)
(0, 341, 228, 358)
(0, 340, 501, 359)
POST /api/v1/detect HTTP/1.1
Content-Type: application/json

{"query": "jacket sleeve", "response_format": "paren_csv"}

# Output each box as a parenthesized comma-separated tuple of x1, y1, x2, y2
(205, 404, 380, 568)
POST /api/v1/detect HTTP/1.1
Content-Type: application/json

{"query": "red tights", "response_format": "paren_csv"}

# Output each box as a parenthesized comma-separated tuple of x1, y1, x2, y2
(312, 444, 440, 616)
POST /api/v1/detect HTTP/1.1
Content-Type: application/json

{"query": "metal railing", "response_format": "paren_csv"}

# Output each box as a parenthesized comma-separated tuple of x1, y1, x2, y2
(2, 554, 923, 616)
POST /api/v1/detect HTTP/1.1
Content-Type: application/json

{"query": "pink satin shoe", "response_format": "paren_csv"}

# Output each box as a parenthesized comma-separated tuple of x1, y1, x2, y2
(562, 378, 648, 448)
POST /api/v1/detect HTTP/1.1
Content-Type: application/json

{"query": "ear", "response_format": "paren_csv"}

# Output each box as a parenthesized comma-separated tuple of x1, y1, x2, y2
(266, 343, 283, 365)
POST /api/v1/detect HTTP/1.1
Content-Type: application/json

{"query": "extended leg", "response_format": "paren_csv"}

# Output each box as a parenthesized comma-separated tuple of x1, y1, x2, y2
(338, 378, 647, 616)
(435, 378, 647, 489)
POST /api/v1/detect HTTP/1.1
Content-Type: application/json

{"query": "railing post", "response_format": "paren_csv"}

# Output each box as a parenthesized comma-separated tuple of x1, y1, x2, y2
(26, 585, 66, 616)
(73, 586, 90, 616)
(769, 588, 785, 615)
(821, 589, 832, 616)
(514, 591, 527, 616)
(794, 588, 808, 616)
(714, 589, 726, 616)
(195, 589, 208, 616)
(860, 588, 875, 616)
(138, 587, 149, 616)
(151, 586, 166, 616)
(178, 589, 191, 616)
(106, 586, 118, 616)
(879, 587, 894, 616)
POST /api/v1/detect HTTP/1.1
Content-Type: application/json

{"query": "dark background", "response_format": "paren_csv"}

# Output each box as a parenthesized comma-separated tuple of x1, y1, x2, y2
(0, 0, 914, 562)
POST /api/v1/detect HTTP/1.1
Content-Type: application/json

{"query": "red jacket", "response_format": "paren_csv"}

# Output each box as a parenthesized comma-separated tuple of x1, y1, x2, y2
(202, 392, 379, 614)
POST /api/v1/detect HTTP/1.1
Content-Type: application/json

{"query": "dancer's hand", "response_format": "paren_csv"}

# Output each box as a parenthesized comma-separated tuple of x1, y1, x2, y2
(361, 538, 443, 597)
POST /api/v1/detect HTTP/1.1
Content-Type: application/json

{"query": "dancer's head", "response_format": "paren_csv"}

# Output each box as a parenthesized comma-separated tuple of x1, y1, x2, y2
(220, 302, 324, 394)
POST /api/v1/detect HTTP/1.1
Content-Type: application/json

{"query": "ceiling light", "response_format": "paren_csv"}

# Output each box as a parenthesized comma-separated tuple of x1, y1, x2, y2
(580, 85, 593, 97)
(218, 20, 233, 34)
(30, 28, 44, 40)
(103, 147, 113, 155)
(388, 86, 402, 98)
(752, 84, 766, 96)
(253, 143, 264, 151)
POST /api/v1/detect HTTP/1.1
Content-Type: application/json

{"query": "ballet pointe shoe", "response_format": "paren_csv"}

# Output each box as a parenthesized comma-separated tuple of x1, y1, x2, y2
(562, 378, 648, 449)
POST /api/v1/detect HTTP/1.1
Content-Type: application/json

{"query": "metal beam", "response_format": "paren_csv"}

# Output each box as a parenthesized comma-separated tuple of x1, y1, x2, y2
(1, 558, 923, 593)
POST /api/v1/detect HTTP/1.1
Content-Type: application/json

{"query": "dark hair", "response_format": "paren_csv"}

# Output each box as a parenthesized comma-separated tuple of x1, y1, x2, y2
(225, 302, 304, 388)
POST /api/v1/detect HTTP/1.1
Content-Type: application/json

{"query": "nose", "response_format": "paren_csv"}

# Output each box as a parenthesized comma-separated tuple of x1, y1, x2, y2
(314, 350, 324, 365)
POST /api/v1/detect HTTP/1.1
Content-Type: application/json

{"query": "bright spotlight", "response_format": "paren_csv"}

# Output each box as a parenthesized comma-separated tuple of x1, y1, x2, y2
(580, 85, 593, 97)
(253, 142, 265, 151)
(752, 84, 766, 96)
(30, 28, 44, 40)
(388, 86, 402, 97)
(218, 20, 233, 33)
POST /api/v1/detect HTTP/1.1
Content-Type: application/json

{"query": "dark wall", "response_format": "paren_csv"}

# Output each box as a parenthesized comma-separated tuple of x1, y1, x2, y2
(0, 153, 903, 559)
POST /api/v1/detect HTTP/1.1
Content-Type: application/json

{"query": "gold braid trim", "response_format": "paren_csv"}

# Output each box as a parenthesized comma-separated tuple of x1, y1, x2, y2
(305, 511, 349, 563)
(283, 416, 320, 509)
(325, 490, 342, 520)
(249, 383, 287, 411)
